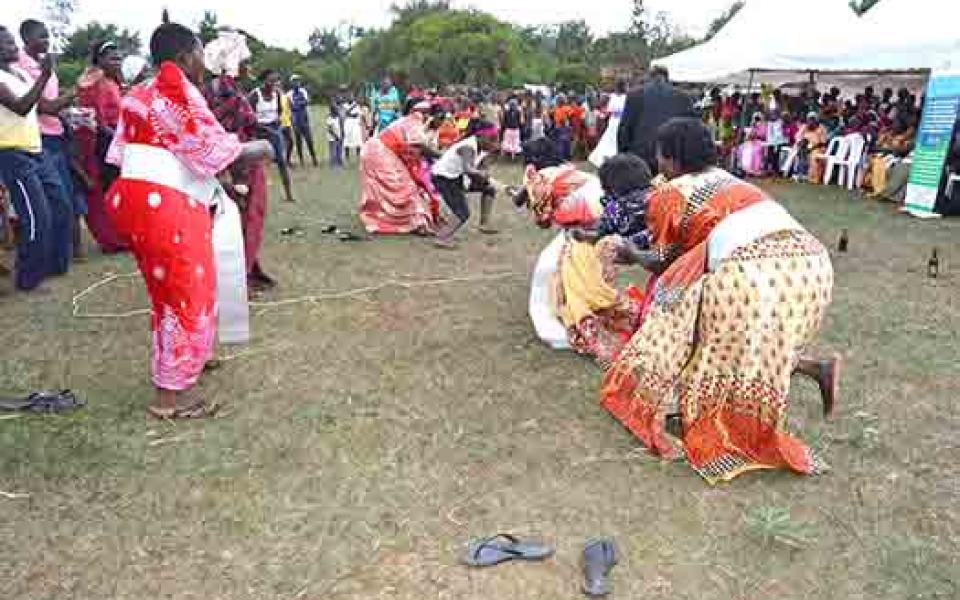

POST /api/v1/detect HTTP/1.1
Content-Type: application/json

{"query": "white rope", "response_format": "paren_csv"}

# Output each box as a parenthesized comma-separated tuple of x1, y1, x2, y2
(72, 270, 522, 319)
(71, 272, 148, 319)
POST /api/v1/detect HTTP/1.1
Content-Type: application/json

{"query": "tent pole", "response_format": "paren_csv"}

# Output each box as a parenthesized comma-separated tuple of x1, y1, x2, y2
(742, 69, 756, 130)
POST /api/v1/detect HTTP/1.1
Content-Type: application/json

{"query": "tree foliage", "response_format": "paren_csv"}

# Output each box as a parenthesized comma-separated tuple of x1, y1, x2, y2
(198, 11, 219, 46)
(347, 1, 699, 88)
(53, 2, 715, 97)
(704, 1, 745, 41)
(42, 0, 77, 51)
(849, 0, 882, 15)
(308, 28, 346, 60)
(62, 22, 141, 62)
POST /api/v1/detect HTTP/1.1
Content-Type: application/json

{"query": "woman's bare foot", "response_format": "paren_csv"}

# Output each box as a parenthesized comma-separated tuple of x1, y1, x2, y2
(795, 354, 842, 419)
(817, 355, 842, 419)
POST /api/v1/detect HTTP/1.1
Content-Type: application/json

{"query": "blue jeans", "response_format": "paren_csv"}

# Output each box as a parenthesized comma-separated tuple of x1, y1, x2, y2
(42, 135, 83, 215)
(0, 149, 71, 289)
(328, 139, 343, 167)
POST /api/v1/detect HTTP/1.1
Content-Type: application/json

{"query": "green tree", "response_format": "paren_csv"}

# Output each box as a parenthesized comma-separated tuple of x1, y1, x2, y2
(308, 27, 345, 60)
(350, 7, 538, 86)
(849, 0, 882, 15)
(198, 11, 219, 46)
(42, 0, 77, 51)
(630, 0, 647, 41)
(704, 1, 745, 41)
(62, 22, 141, 62)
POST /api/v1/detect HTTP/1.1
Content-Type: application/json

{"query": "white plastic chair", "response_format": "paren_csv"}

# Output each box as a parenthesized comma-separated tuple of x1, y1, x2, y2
(946, 171, 960, 199)
(781, 144, 799, 177)
(825, 133, 866, 190)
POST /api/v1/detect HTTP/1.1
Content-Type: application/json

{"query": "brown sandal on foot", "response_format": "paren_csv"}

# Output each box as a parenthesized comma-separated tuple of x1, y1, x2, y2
(147, 400, 221, 421)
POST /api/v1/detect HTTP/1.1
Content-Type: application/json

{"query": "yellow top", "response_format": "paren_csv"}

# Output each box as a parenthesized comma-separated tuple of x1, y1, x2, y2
(0, 67, 42, 153)
(279, 93, 293, 128)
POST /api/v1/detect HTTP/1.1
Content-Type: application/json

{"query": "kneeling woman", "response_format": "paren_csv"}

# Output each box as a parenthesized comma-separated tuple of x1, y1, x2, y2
(106, 22, 272, 418)
(522, 141, 651, 365)
(601, 118, 840, 484)
(358, 101, 441, 235)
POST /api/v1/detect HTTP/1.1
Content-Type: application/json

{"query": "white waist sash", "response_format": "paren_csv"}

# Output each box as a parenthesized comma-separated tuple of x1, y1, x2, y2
(121, 143, 249, 344)
(121, 143, 220, 206)
(707, 200, 803, 272)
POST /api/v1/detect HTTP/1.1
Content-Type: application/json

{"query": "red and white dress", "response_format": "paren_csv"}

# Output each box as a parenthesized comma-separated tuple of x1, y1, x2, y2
(106, 61, 243, 391)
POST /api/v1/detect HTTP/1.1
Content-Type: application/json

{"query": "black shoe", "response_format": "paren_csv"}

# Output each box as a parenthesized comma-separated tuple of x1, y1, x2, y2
(251, 265, 277, 289)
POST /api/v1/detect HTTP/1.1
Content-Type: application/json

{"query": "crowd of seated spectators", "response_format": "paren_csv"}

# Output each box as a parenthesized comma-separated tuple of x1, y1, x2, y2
(700, 84, 947, 205)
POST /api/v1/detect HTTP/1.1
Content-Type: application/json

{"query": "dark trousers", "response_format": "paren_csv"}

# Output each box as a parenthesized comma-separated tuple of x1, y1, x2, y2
(432, 174, 495, 222)
(42, 135, 82, 215)
(328, 139, 343, 167)
(0, 149, 71, 289)
(551, 126, 573, 161)
(292, 118, 317, 165)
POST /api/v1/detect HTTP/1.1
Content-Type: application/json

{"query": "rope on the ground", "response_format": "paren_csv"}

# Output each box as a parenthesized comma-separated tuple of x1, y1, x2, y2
(71, 271, 147, 319)
(72, 271, 523, 319)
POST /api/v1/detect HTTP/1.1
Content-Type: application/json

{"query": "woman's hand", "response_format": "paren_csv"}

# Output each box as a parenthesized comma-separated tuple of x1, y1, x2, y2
(569, 227, 599, 244)
(237, 140, 274, 164)
(615, 239, 668, 273)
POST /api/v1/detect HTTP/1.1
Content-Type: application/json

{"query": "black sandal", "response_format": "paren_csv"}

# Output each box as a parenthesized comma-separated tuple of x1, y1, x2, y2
(0, 390, 85, 413)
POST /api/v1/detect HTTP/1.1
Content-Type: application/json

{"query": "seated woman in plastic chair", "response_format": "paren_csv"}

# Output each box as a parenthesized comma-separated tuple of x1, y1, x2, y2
(863, 115, 916, 198)
(798, 112, 830, 183)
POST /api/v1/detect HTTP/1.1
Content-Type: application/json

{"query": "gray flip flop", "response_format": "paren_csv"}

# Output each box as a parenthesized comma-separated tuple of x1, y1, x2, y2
(462, 533, 554, 567)
(583, 538, 618, 597)
(0, 390, 85, 413)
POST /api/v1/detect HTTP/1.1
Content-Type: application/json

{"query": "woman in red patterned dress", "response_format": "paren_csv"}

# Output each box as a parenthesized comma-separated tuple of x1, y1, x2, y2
(106, 22, 271, 419)
(75, 40, 126, 253)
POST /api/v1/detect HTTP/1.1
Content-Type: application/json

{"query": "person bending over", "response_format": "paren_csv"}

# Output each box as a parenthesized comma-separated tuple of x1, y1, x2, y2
(431, 119, 500, 248)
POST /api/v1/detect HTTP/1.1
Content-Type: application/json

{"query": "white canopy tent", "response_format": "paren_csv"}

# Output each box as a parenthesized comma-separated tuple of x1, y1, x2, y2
(653, 0, 864, 83)
(816, 0, 960, 72)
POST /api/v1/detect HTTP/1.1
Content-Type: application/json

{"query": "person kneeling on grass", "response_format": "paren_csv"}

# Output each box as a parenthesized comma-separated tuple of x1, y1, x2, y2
(431, 119, 500, 248)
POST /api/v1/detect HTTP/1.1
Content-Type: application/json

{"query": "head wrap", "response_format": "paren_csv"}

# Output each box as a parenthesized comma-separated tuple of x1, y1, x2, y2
(121, 55, 148, 85)
(203, 30, 251, 78)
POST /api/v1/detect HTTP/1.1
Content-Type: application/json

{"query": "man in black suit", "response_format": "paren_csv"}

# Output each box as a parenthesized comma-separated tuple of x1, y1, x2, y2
(617, 66, 696, 173)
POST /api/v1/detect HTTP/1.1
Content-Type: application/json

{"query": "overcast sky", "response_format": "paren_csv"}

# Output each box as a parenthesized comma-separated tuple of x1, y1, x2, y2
(7, 0, 740, 52)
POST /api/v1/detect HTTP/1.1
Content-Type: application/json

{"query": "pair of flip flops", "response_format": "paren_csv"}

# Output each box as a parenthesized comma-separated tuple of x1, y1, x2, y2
(462, 534, 618, 597)
(0, 390, 85, 414)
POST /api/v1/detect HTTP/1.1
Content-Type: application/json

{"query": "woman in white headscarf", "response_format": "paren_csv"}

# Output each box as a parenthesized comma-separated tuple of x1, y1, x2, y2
(202, 29, 277, 292)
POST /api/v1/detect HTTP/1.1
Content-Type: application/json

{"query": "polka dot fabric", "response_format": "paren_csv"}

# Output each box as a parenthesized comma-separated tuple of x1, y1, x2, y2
(107, 178, 216, 391)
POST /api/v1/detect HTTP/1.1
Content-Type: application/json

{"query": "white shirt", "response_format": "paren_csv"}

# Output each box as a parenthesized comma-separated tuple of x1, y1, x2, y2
(251, 88, 280, 125)
(326, 115, 341, 142)
(0, 66, 41, 153)
(432, 136, 478, 179)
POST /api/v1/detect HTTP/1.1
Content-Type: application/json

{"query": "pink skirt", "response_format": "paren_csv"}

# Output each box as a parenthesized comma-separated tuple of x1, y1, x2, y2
(502, 128, 522, 155)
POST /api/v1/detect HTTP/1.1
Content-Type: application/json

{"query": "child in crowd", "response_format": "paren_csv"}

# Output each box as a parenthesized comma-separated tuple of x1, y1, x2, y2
(431, 120, 500, 248)
(530, 98, 546, 140)
(500, 99, 523, 160)
(764, 110, 788, 175)
(738, 112, 767, 177)
(326, 101, 343, 167)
